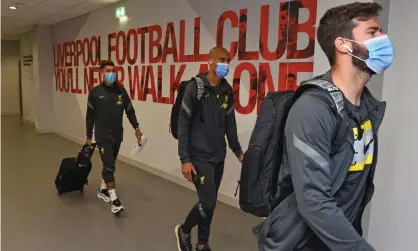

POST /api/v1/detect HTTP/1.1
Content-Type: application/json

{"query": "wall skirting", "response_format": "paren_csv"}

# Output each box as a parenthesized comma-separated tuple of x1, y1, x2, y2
(35, 126, 53, 134)
(22, 118, 34, 125)
(1, 112, 20, 116)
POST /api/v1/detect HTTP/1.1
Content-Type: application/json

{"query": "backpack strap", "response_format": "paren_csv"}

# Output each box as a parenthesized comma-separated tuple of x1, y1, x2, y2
(331, 110, 349, 157)
(299, 79, 345, 117)
(195, 77, 205, 101)
(190, 77, 208, 126)
(296, 79, 349, 156)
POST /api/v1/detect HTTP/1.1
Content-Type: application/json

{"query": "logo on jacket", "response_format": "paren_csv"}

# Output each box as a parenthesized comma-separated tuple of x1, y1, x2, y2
(221, 95, 228, 110)
(116, 95, 122, 105)
(200, 176, 205, 185)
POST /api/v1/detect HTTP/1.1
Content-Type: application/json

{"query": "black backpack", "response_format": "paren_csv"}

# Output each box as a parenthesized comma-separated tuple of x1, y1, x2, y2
(170, 77, 206, 139)
(238, 78, 349, 217)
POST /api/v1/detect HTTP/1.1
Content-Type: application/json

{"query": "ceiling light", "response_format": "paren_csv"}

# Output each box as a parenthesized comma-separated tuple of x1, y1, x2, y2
(9, 6, 17, 10)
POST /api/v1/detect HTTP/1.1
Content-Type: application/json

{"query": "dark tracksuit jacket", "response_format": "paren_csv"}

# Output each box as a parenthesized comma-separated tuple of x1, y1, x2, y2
(254, 71, 386, 251)
(86, 82, 139, 182)
(86, 82, 139, 143)
(178, 73, 243, 164)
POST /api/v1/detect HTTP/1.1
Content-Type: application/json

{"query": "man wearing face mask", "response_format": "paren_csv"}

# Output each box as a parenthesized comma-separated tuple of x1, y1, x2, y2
(175, 46, 243, 251)
(256, 2, 393, 251)
(85, 60, 142, 215)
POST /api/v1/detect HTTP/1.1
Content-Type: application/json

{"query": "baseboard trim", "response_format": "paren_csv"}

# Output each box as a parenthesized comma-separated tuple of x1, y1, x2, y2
(35, 127, 53, 134)
(22, 118, 35, 125)
(20, 118, 52, 133)
(1, 112, 20, 116)
(54, 130, 85, 146)
(53, 130, 239, 208)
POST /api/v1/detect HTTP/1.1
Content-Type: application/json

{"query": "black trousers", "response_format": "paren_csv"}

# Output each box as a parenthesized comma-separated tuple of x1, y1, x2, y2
(182, 159, 225, 245)
(97, 141, 121, 183)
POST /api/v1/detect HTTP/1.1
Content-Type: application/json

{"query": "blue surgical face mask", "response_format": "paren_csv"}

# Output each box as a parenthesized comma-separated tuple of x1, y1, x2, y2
(344, 34, 394, 74)
(104, 72, 116, 84)
(211, 61, 230, 78)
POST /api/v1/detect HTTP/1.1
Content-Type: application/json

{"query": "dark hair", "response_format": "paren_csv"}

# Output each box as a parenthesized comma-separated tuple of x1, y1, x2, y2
(280, 0, 304, 18)
(100, 60, 115, 69)
(317, 2, 382, 65)
(286, 73, 296, 79)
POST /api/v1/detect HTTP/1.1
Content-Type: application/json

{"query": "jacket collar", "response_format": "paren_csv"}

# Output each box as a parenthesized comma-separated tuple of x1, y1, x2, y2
(197, 72, 229, 90)
(322, 70, 386, 130)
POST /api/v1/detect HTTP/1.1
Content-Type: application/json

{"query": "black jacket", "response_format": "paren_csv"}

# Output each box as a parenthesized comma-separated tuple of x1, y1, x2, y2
(86, 82, 139, 143)
(178, 73, 243, 164)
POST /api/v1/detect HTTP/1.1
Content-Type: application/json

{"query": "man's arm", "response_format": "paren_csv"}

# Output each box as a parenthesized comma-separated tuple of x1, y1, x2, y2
(122, 88, 140, 130)
(225, 89, 243, 158)
(86, 91, 95, 139)
(285, 91, 375, 251)
(178, 83, 196, 164)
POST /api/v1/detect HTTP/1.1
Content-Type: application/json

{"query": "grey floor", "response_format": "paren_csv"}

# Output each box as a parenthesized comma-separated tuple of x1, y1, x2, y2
(1, 116, 260, 251)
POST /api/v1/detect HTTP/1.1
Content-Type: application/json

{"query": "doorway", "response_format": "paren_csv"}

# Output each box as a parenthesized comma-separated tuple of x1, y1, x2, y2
(1, 56, 21, 116)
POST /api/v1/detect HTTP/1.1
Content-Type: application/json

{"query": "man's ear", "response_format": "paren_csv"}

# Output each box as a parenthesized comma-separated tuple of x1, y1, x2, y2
(335, 37, 352, 54)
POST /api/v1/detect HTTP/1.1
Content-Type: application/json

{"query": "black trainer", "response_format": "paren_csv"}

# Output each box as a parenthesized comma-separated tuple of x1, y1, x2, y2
(175, 225, 192, 251)
(196, 244, 212, 251)
(97, 189, 111, 203)
(111, 198, 125, 214)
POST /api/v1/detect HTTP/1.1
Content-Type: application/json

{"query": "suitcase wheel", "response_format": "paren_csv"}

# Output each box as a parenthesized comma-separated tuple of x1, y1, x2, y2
(80, 186, 84, 193)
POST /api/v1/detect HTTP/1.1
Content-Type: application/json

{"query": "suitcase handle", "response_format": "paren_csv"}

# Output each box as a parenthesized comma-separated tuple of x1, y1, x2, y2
(83, 143, 97, 150)
(78, 143, 97, 157)
(75, 143, 97, 163)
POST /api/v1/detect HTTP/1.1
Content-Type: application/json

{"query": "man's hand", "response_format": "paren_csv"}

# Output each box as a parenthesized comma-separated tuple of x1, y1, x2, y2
(238, 155, 244, 163)
(135, 128, 143, 144)
(85, 139, 93, 147)
(182, 162, 197, 183)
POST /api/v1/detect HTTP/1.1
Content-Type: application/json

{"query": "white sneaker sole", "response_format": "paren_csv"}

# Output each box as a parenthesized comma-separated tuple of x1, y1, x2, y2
(175, 225, 189, 251)
(175, 225, 182, 251)
(97, 192, 111, 203)
(111, 205, 125, 214)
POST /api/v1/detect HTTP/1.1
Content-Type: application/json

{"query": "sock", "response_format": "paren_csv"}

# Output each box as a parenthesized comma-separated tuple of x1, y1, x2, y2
(108, 189, 117, 201)
(100, 179, 107, 190)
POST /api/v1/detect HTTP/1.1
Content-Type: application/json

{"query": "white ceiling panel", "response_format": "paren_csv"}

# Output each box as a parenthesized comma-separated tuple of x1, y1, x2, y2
(1, 0, 123, 39)
(1, 0, 44, 17)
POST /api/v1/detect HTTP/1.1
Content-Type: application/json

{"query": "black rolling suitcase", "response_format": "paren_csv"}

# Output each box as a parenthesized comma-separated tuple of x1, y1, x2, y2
(55, 144, 96, 195)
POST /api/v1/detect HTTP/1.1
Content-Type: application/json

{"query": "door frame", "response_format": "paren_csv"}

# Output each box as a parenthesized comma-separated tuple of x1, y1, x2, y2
(18, 59, 23, 119)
